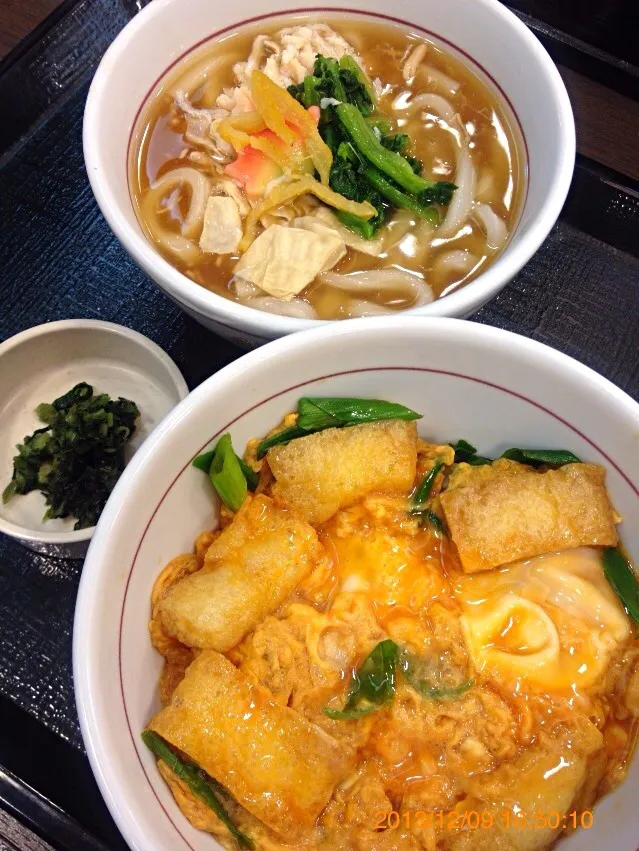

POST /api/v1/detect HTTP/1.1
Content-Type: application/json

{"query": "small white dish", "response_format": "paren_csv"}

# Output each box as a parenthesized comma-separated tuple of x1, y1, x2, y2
(0, 320, 188, 558)
(74, 317, 639, 851)
(83, 0, 575, 347)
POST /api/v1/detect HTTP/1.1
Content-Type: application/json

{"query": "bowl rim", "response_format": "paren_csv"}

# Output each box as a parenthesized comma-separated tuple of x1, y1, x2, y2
(0, 318, 188, 546)
(83, 0, 576, 336)
(74, 316, 639, 851)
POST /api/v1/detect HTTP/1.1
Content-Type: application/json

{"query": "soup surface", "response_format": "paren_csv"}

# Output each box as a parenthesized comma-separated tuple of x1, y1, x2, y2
(144, 401, 638, 851)
(131, 17, 525, 319)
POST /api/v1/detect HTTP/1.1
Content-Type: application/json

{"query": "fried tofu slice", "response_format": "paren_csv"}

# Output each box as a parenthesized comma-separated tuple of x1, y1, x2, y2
(267, 420, 418, 524)
(148, 651, 354, 840)
(159, 495, 322, 651)
(440, 460, 618, 573)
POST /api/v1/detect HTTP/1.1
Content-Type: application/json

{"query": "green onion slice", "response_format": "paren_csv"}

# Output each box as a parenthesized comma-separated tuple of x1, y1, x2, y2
(141, 731, 253, 849)
(603, 547, 639, 624)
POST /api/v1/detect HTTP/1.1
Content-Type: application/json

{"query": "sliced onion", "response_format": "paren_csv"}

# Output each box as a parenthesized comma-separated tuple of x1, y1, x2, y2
(319, 269, 433, 306)
(146, 168, 210, 238)
(473, 203, 508, 250)
(438, 142, 476, 238)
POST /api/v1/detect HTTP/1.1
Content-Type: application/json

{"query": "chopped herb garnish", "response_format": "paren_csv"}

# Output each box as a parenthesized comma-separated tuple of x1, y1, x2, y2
(324, 639, 398, 719)
(141, 731, 253, 849)
(602, 548, 639, 625)
(500, 448, 582, 467)
(2, 382, 139, 529)
(257, 398, 422, 458)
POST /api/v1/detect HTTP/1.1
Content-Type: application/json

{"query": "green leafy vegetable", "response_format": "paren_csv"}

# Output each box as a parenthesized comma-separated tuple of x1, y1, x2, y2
(297, 397, 421, 431)
(500, 448, 582, 467)
(2, 382, 139, 529)
(339, 55, 377, 107)
(412, 460, 443, 508)
(410, 508, 447, 536)
(451, 439, 492, 466)
(141, 731, 253, 849)
(288, 54, 455, 240)
(201, 434, 248, 511)
(363, 166, 440, 223)
(255, 425, 308, 459)
(193, 448, 259, 490)
(324, 639, 398, 719)
(257, 398, 422, 458)
(399, 651, 472, 700)
(336, 102, 445, 197)
(602, 548, 639, 625)
(335, 210, 381, 239)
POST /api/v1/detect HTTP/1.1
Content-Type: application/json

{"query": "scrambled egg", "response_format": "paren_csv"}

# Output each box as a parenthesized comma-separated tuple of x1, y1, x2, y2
(147, 425, 639, 851)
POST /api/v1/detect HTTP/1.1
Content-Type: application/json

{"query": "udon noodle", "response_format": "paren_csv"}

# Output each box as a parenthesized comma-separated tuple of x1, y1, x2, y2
(131, 17, 525, 319)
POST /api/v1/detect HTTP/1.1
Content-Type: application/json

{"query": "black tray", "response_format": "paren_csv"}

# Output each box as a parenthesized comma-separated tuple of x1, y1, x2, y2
(0, 1, 637, 848)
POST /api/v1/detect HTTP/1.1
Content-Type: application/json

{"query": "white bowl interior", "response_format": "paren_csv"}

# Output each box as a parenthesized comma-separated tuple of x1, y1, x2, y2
(84, 0, 574, 343)
(0, 321, 187, 545)
(75, 318, 639, 851)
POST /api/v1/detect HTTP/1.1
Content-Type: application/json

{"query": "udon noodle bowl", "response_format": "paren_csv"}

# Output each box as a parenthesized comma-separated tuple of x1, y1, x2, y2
(130, 17, 525, 320)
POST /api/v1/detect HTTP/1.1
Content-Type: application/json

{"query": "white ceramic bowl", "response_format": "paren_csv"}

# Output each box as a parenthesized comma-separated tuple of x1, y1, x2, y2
(74, 317, 639, 851)
(0, 320, 188, 558)
(84, 0, 575, 348)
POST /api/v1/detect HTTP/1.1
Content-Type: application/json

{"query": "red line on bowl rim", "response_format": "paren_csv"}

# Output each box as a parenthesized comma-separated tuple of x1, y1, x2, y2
(118, 364, 638, 849)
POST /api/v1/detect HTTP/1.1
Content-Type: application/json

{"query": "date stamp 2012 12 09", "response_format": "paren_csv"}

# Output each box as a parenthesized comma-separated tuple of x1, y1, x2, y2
(373, 809, 595, 832)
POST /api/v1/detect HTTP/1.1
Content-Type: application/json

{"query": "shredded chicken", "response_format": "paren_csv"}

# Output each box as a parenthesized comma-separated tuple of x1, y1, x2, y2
(174, 25, 358, 162)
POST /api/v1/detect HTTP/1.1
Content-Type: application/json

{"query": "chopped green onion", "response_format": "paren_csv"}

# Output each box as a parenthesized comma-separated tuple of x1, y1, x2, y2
(500, 448, 582, 467)
(141, 731, 253, 849)
(603, 548, 639, 624)
(412, 460, 444, 508)
(324, 639, 398, 719)
(256, 425, 308, 459)
(205, 434, 247, 512)
(257, 398, 422, 458)
(193, 447, 258, 490)
(297, 397, 421, 431)
(451, 439, 492, 466)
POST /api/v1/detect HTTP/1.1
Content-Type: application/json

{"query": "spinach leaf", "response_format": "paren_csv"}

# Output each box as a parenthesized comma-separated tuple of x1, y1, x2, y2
(324, 639, 398, 719)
